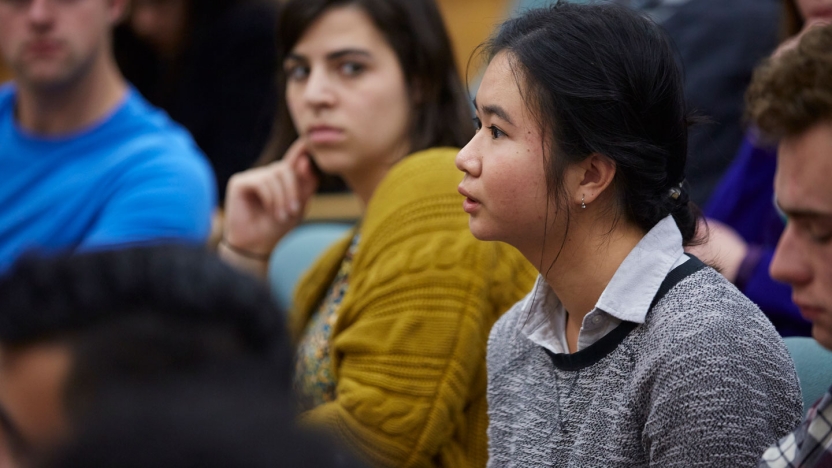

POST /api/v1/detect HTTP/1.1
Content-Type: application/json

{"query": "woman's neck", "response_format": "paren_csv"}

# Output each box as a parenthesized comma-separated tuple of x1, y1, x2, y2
(343, 164, 390, 209)
(537, 217, 646, 338)
(342, 145, 410, 208)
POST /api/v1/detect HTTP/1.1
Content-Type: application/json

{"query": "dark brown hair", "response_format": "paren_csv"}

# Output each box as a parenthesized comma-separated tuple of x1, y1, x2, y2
(746, 24, 832, 140)
(259, 0, 473, 165)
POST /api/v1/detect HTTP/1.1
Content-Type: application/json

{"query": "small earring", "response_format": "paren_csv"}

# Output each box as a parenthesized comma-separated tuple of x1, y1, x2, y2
(581, 195, 586, 209)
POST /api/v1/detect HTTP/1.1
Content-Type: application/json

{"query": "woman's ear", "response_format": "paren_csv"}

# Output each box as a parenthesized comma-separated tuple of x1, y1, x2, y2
(571, 153, 616, 208)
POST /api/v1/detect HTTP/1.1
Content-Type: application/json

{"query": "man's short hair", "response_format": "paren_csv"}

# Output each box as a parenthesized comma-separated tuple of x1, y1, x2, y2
(746, 24, 832, 140)
(35, 363, 366, 468)
(0, 245, 291, 417)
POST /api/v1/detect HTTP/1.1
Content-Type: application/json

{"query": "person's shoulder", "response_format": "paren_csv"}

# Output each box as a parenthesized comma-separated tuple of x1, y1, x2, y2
(490, 293, 533, 344)
(116, 90, 207, 163)
(106, 91, 215, 191)
(487, 293, 536, 372)
(643, 265, 789, 357)
(373, 147, 463, 204)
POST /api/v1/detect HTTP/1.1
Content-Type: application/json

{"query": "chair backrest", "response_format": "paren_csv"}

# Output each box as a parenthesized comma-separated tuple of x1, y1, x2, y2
(268, 223, 353, 313)
(784, 336, 832, 415)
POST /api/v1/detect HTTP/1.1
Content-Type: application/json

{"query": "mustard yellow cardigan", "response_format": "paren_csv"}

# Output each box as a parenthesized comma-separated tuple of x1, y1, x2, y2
(290, 147, 536, 468)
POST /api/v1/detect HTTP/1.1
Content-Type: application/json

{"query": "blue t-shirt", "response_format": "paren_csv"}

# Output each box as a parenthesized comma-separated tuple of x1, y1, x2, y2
(0, 84, 217, 273)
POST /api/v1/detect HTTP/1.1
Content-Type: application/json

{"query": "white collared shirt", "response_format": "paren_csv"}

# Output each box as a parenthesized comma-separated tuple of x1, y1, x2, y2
(520, 216, 688, 354)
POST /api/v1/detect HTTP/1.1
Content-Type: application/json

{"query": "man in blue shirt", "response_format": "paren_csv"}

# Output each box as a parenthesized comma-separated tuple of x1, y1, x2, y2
(0, 0, 216, 273)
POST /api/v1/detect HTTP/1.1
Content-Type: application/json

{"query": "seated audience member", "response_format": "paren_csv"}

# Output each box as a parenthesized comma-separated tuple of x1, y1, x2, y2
(749, 24, 832, 468)
(34, 364, 365, 468)
(114, 0, 279, 200)
(456, 4, 802, 466)
(220, 0, 536, 465)
(0, 0, 216, 274)
(0, 246, 290, 465)
(690, 0, 832, 337)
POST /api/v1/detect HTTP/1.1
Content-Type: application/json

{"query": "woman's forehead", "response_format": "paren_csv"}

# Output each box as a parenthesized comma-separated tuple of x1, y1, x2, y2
(291, 6, 387, 56)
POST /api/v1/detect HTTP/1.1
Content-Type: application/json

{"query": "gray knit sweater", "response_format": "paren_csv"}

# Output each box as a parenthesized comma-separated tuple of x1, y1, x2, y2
(487, 264, 802, 467)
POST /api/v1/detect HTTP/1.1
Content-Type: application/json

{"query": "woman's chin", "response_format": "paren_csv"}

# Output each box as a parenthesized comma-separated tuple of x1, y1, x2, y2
(468, 218, 499, 242)
(309, 152, 352, 176)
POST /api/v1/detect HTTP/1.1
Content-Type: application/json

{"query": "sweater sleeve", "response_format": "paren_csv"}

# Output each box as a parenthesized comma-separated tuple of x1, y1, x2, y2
(299, 231, 505, 468)
(643, 296, 802, 467)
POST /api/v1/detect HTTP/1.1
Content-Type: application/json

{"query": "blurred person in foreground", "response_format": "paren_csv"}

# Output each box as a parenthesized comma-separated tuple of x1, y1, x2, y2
(219, 0, 536, 465)
(0, 246, 291, 466)
(688, 0, 832, 337)
(34, 364, 365, 468)
(114, 0, 279, 200)
(752, 24, 832, 467)
(0, 0, 216, 274)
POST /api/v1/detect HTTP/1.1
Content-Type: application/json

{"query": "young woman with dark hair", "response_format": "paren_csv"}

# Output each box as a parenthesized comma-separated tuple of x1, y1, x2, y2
(220, 0, 535, 466)
(456, 3, 802, 466)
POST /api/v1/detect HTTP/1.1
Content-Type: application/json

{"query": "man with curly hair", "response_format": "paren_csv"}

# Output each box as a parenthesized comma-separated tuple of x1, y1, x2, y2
(751, 23, 832, 468)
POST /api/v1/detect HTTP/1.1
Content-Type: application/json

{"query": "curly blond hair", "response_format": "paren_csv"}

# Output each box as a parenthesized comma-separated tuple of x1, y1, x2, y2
(746, 24, 832, 141)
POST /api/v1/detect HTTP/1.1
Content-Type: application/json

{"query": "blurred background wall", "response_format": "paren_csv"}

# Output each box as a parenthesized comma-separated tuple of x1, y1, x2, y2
(435, 0, 513, 75)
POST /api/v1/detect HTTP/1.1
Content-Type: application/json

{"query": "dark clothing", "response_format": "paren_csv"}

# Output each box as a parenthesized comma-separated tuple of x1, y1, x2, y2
(659, 0, 779, 204)
(115, 1, 279, 200)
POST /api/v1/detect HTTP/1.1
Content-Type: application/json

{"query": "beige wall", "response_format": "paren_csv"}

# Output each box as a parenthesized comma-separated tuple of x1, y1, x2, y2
(436, 0, 513, 78)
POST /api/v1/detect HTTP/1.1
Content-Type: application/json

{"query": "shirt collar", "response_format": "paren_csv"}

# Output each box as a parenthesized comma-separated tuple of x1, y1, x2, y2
(596, 215, 685, 323)
(520, 215, 685, 342)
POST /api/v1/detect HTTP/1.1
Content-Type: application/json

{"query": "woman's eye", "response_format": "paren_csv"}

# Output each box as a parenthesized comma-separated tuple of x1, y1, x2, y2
(285, 64, 309, 81)
(473, 116, 482, 131)
(340, 62, 365, 76)
(488, 126, 504, 139)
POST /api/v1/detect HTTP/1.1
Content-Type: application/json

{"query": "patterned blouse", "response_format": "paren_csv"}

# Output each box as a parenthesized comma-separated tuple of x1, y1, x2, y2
(293, 234, 360, 412)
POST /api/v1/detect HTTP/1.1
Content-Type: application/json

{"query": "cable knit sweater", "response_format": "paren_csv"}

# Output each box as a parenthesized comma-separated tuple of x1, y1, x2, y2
(487, 262, 802, 467)
(290, 147, 537, 468)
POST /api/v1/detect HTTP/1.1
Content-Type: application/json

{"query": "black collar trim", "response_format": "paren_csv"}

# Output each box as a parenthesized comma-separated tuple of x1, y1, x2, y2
(544, 254, 706, 371)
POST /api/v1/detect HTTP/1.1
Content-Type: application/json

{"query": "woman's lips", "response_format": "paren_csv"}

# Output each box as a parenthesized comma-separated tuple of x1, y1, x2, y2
(462, 197, 480, 213)
(307, 127, 345, 144)
(25, 40, 63, 57)
(458, 186, 480, 213)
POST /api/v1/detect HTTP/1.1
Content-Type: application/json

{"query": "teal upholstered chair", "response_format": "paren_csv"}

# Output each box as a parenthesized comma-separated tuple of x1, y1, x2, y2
(784, 337, 832, 415)
(268, 223, 353, 313)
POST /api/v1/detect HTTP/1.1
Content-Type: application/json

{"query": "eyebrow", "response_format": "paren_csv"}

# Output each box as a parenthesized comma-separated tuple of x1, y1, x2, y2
(286, 48, 372, 62)
(472, 98, 515, 126)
